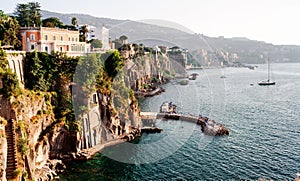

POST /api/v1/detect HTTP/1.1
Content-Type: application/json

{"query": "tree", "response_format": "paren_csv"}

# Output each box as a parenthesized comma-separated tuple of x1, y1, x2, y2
(119, 35, 128, 45)
(14, 2, 41, 27)
(90, 39, 102, 49)
(79, 25, 88, 42)
(29, 2, 42, 27)
(71, 17, 77, 27)
(102, 50, 124, 78)
(14, 3, 30, 27)
(0, 11, 21, 48)
(42, 17, 63, 28)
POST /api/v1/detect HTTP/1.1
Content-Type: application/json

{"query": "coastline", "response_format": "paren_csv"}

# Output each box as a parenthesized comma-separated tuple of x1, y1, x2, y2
(86, 138, 126, 159)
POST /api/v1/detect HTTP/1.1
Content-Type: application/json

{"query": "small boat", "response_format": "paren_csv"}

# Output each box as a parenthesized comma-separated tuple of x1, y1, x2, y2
(160, 101, 177, 113)
(179, 79, 189, 85)
(258, 57, 275, 86)
(188, 73, 198, 80)
(258, 80, 275, 86)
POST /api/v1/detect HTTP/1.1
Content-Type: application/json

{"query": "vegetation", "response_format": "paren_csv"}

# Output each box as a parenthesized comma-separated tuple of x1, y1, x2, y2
(0, 10, 22, 49)
(102, 50, 124, 78)
(42, 17, 63, 28)
(17, 137, 29, 156)
(79, 25, 88, 42)
(74, 53, 101, 95)
(90, 39, 103, 49)
(0, 50, 20, 97)
(71, 17, 77, 27)
(14, 2, 42, 27)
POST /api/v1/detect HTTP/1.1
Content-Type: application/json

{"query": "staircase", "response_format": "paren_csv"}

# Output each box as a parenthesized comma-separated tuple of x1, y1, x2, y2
(5, 119, 18, 180)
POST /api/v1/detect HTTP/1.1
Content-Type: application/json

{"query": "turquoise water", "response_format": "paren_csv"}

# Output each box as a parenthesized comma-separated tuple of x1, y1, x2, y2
(60, 63, 300, 180)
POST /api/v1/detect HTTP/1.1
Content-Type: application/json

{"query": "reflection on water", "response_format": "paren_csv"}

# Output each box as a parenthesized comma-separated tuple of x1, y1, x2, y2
(60, 63, 300, 180)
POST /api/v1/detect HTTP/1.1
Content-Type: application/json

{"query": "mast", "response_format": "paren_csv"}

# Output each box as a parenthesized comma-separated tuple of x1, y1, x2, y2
(267, 57, 270, 81)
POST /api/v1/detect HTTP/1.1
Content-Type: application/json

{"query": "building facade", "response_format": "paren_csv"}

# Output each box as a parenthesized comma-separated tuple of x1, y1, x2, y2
(20, 27, 90, 56)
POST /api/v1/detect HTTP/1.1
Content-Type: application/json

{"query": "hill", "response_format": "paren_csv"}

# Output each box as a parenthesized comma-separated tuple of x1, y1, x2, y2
(41, 10, 300, 64)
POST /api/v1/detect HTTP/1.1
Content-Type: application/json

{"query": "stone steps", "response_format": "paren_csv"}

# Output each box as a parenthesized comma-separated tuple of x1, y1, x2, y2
(5, 119, 18, 180)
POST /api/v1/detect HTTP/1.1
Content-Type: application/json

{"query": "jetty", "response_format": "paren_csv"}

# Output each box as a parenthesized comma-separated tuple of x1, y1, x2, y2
(140, 102, 229, 136)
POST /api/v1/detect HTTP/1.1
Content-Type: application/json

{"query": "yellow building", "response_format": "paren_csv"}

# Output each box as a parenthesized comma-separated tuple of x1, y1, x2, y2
(20, 27, 90, 56)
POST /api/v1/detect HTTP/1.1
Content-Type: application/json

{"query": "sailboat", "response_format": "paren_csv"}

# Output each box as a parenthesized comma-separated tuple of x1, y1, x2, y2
(220, 62, 227, 78)
(258, 57, 275, 86)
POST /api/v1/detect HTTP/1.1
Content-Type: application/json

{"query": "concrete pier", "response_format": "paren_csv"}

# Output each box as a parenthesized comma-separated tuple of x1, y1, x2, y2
(140, 112, 229, 136)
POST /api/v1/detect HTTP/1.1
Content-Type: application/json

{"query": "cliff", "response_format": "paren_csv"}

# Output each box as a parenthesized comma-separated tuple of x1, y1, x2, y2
(0, 91, 68, 180)
(0, 45, 173, 180)
(79, 44, 172, 151)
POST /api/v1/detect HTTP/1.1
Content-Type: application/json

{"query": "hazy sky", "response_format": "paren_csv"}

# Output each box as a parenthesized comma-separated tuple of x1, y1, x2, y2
(2, 0, 300, 45)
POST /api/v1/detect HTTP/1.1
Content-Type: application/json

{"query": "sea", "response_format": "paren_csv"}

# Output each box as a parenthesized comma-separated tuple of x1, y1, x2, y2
(59, 63, 300, 180)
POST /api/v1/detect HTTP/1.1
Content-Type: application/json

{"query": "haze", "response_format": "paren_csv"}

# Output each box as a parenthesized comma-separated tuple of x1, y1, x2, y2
(2, 0, 300, 45)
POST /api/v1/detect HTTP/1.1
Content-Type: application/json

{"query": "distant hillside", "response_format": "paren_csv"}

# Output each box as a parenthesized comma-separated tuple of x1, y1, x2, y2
(41, 10, 300, 64)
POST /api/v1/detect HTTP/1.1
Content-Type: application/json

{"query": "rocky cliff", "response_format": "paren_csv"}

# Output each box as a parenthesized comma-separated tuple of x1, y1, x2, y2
(0, 44, 173, 180)
(0, 90, 69, 180)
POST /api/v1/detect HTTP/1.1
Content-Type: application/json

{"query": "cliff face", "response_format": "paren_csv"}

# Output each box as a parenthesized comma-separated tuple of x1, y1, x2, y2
(0, 45, 173, 180)
(0, 91, 69, 180)
(80, 46, 171, 150)
(0, 117, 7, 181)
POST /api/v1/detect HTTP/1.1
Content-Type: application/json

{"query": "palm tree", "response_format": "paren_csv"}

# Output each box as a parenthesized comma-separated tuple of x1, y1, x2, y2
(71, 17, 77, 27)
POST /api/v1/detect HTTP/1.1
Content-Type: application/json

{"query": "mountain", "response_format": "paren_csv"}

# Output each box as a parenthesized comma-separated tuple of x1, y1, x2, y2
(41, 10, 300, 64)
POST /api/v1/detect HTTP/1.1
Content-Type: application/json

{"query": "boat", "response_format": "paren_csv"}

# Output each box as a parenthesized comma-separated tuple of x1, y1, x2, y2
(258, 57, 275, 86)
(188, 73, 198, 80)
(160, 101, 177, 113)
(179, 79, 189, 85)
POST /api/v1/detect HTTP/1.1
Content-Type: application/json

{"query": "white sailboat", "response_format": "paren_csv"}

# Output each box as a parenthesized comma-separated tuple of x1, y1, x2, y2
(220, 62, 227, 78)
(258, 57, 275, 86)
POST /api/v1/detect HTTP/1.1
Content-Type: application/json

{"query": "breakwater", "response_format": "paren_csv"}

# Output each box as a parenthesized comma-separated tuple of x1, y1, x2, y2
(141, 112, 229, 136)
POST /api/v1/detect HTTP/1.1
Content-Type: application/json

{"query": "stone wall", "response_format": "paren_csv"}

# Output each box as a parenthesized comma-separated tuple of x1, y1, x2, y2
(5, 51, 26, 88)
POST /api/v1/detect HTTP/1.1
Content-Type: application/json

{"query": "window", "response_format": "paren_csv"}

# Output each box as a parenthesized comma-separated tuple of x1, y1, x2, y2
(72, 37, 74, 42)
(31, 44, 35, 50)
(60, 47, 63, 51)
(45, 35, 48, 40)
(75, 38, 78, 42)
(60, 36, 63, 41)
(30, 34, 35, 40)
(68, 37, 70, 41)
(45, 46, 48, 52)
(53, 36, 56, 40)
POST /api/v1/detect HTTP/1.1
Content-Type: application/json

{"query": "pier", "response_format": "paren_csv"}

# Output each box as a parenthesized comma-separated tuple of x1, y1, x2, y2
(140, 112, 229, 136)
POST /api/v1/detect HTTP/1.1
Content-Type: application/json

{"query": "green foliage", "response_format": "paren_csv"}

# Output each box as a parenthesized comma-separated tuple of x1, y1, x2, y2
(102, 50, 124, 78)
(24, 51, 79, 92)
(0, 12, 21, 49)
(74, 53, 101, 95)
(90, 39, 103, 49)
(95, 68, 112, 95)
(0, 50, 20, 97)
(42, 17, 63, 28)
(0, 49, 7, 68)
(17, 137, 29, 156)
(65, 120, 81, 133)
(23, 51, 79, 131)
(12, 169, 22, 178)
(79, 25, 88, 42)
(71, 17, 77, 27)
(14, 2, 42, 27)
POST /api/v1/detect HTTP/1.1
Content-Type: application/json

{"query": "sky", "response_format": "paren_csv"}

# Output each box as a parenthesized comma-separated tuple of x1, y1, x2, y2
(2, 0, 300, 45)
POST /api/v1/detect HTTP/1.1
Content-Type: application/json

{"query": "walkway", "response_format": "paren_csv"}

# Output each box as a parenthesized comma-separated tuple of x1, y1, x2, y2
(5, 119, 18, 180)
